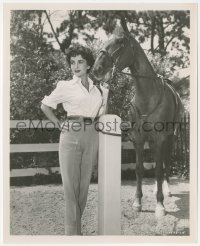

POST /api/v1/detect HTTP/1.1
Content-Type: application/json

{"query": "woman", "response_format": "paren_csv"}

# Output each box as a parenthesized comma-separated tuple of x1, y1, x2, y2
(41, 44, 109, 235)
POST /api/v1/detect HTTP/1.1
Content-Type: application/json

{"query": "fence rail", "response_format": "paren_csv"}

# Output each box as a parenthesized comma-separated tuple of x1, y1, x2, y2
(10, 141, 150, 153)
(10, 115, 190, 178)
(10, 120, 150, 152)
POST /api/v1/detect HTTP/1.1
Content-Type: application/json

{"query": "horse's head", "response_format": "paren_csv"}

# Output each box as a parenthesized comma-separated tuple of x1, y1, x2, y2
(92, 34, 136, 82)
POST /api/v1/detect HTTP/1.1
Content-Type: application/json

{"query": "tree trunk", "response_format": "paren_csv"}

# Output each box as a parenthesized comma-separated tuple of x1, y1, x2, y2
(44, 10, 63, 52)
(150, 16, 155, 55)
(157, 14, 165, 56)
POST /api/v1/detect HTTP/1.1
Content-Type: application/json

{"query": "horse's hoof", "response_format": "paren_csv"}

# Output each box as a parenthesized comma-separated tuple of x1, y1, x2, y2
(132, 204, 142, 212)
(155, 207, 166, 218)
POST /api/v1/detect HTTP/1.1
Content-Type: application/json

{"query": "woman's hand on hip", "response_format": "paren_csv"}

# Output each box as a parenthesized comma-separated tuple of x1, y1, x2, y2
(59, 121, 70, 132)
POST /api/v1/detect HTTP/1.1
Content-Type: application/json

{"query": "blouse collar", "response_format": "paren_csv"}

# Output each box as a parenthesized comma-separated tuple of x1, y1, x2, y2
(73, 75, 94, 91)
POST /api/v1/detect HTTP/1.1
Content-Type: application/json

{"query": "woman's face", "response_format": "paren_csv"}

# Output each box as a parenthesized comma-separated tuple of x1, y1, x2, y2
(70, 55, 90, 78)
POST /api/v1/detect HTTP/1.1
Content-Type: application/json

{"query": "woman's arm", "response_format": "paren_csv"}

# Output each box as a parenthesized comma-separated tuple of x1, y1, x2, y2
(41, 104, 62, 130)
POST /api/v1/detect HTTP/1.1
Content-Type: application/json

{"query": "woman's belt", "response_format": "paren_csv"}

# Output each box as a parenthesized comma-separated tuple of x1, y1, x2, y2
(67, 115, 99, 123)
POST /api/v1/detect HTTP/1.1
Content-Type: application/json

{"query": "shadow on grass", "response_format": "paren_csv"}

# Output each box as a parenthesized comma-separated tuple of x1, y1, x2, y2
(167, 192, 189, 220)
(122, 177, 189, 187)
(141, 209, 155, 213)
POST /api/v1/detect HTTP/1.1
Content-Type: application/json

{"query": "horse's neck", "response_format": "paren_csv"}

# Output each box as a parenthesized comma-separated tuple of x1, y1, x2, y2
(129, 44, 159, 111)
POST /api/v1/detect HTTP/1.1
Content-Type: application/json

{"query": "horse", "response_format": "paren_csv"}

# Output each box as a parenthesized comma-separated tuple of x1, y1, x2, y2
(92, 32, 183, 217)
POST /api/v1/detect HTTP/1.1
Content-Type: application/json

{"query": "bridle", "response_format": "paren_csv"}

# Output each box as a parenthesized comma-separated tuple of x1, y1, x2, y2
(98, 33, 167, 122)
(99, 34, 160, 81)
(99, 34, 136, 80)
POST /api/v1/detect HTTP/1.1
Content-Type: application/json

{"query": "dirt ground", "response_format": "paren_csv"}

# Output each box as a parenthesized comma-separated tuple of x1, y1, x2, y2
(10, 177, 189, 236)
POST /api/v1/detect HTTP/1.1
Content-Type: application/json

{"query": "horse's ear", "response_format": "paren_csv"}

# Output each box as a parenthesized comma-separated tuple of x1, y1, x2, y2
(124, 30, 130, 36)
(124, 31, 131, 40)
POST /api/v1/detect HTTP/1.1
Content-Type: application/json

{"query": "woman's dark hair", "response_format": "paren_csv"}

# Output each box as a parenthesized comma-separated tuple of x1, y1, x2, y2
(66, 44, 95, 73)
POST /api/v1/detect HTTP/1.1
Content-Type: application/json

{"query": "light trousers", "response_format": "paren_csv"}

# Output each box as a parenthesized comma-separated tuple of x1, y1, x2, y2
(59, 121, 98, 235)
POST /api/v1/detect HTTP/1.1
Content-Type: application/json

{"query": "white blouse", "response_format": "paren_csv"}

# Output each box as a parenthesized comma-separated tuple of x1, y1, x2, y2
(41, 75, 109, 117)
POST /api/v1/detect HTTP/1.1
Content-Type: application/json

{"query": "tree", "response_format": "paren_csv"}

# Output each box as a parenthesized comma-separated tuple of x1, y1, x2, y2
(122, 11, 189, 55)
(44, 10, 189, 70)
(10, 10, 69, 120)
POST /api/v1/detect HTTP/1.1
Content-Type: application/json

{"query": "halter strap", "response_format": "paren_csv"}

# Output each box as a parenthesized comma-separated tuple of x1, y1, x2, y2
(99, 35, 157, 80)
(121, 71, 159, 79)
(99, 49, 114, 63)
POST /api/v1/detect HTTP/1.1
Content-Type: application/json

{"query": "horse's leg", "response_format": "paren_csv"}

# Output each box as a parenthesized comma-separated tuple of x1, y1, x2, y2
(132, 142, 144, 212)
(163, 134, 174, 197)
(155, 140, 166, 217)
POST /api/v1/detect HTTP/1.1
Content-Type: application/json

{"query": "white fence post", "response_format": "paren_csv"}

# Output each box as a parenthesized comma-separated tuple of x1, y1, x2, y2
(98, 114, 121, 235)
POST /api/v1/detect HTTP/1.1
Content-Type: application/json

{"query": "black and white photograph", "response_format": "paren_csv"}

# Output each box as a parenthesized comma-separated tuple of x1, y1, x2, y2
(3, 2, 198, 244)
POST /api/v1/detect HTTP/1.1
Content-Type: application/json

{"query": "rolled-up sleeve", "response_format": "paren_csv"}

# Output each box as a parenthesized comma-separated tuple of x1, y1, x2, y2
(41, 81, 66, 109)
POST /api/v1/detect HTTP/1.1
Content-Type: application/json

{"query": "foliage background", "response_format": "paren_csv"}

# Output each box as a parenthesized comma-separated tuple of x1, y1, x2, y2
(10, 10, 190, 178)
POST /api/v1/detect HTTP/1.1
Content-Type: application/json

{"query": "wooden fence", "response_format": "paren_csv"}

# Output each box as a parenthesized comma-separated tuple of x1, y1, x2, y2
(172, 113, 190, 177)
(10, 115, 190, 179)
